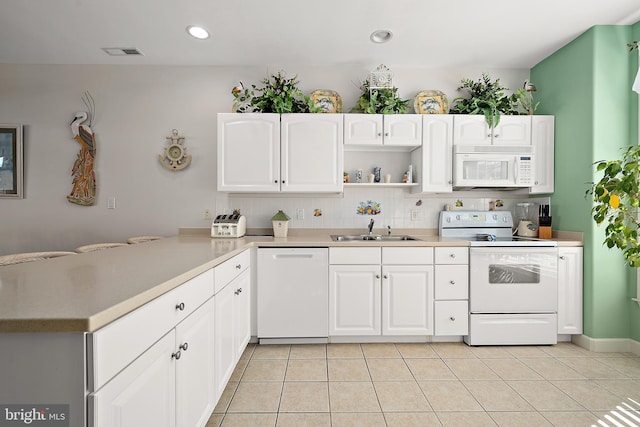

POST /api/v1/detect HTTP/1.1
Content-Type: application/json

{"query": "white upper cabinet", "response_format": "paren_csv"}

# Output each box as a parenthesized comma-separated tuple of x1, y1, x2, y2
(530, 116, 555, 194)
(453, 115, 531, 146)
(217, 113, 280, 192)
(281, 114, 343, 192)
(344, 114, 422, 147)
(411, 115, 453, 193)
(217, 113, 343, 193)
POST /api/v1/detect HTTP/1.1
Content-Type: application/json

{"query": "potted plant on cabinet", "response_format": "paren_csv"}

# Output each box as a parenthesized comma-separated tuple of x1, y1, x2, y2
(232, 71, 320, 113)
(449, 73, 520, 127)
(350, 80, 410, 114)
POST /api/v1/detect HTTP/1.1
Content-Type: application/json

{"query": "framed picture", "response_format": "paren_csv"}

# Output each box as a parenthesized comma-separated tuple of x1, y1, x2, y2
(311, 90, 342, 113)
(414, 90, 450, 114)
(0, 124, 24, 199)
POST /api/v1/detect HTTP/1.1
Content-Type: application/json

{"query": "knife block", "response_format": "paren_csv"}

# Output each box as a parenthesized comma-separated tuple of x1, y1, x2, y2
(538, 226, 552, 239)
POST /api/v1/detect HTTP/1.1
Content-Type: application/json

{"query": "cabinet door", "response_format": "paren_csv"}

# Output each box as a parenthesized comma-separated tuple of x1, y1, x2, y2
(557, 247, 583, 334)
(414, 115, 453, 193)
(233, 269, 251, 360)
(434, 301, 469, 336)
(530, 115, 555, 194)
(383, 115, 422, 146)
(281, 114, 344, 192)
(344, 114, 383, 145)
(329, 265, 381, 335)
(90, 332, 176, 427)
(434, 265, 468, 300)
(217, 113, 280, 192)
(492, 116, 531, 145)
(175, 299, 215, 427)
(382, 265, 434, 335)
(214, 283, 235, 401)
(453, 115, 491, 145)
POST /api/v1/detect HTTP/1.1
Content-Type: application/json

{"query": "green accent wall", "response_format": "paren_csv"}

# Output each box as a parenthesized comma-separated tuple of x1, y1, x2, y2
(630, 22, 640, 343)
(532, 25, 638, 340)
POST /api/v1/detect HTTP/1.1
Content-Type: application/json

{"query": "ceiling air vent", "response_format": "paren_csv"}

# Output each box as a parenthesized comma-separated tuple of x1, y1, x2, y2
(101, 47, 144, 56)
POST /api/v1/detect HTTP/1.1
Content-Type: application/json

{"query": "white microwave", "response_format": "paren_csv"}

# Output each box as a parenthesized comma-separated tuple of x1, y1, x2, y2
(453, 145, 535, 188)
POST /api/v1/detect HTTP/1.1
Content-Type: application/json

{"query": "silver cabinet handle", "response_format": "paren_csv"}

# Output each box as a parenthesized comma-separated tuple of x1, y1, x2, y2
(175, 302, 185, 311)
(450, 316, 456, 321)
(494, 134, 500, 138)
(384, 132, 389, 137)
(234, 288, 243, 295)
(376, 274, 380, 279)
(171, 351, 181, 360)
(377, 132, 382, 136)
(559, 256, 566, 260)
(179, 342, 188, 351)
(487, 134, 492, 138)
(449, 280, 455, 285)
(236, 264, 241, 270)
(450, 253, 456, 258)
(383, 274, 388, 279)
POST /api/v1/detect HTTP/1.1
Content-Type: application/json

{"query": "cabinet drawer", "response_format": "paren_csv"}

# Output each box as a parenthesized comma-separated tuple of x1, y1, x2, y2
(434, 265, 468, 300)
(434, 301, 468, 336)
(434, 247, 468, 264)
(329, 247, 381, 264)
(89, 269, 214, 392)
(214, 250, 250, 294)
(382, 247, 433, 265)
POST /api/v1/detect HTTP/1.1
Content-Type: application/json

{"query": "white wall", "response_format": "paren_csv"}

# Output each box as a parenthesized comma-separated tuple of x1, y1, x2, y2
(0, 63, 530, 254)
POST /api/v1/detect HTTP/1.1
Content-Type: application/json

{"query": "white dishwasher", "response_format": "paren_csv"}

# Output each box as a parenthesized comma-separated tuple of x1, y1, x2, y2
(257, 248, 328, 343)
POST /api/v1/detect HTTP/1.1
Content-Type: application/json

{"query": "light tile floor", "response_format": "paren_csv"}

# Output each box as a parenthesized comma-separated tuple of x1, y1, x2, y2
(206, 342, 640, 427)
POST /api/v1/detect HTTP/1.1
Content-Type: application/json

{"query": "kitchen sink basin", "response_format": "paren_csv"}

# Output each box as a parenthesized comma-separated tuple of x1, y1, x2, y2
(331, 234, 421, 242)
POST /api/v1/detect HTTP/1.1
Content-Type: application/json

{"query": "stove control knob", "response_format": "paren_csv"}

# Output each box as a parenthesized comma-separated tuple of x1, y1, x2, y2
(456, 215, 461, 221)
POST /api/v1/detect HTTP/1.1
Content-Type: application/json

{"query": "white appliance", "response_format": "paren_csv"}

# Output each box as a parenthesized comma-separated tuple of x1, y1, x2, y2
(453, 145, 535, 188)
(439, 210, 558, 346)
(257, 248, 328, 343)
(211, 214, 246, 238)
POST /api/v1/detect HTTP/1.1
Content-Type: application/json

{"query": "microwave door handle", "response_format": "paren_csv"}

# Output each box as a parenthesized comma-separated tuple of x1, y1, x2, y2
(514, 156, 519, 182)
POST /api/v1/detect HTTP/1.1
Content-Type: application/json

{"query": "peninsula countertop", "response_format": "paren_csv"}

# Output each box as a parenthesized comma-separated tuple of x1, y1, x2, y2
(0, 230, 582, 334)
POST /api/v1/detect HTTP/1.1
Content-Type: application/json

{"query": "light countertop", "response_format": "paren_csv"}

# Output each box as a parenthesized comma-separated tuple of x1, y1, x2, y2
(0, 230, 582, 334)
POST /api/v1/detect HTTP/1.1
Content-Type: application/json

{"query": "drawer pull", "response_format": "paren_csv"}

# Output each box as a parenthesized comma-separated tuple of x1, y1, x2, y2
(175, 302, 185, 311)
(450, 316, 456, 321)
(383, 274, 388, 279)
(449, 280, 455, 285)
(376, 274, 380, 279)
(450, 254, 456, 258)
(236, 264, 242, 269)
(171, 351, 181, 360)
(234, 288, 243, 295)
(559, 256, 566, 260)
(179, 342, 189, 351)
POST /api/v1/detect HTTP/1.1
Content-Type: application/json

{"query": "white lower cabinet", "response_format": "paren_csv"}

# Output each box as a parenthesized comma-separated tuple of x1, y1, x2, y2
(89, 249, 252, 427)
(214, 260, 251, 401)
(90, 298, 215, 427)
(434, 247, 469, 336)
(329, 247, 434, 337)
(557, 247, 583, 334)
(330, 265, 381, 335)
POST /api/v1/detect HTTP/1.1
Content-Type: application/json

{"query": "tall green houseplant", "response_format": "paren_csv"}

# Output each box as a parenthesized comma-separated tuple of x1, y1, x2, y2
(587, 145, 640, 266)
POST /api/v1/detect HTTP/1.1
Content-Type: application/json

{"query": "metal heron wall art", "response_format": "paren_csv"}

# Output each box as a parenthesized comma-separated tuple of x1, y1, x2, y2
(68, 91, 96, 206)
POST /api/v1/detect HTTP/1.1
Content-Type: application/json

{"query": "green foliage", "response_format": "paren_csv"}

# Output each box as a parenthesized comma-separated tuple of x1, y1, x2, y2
(350, 80, 410, 114)
(450, 73, 520, 127)
(513, 88, 540, 115)
(232, 71, 320, 113)
(586, 145, 640, 267)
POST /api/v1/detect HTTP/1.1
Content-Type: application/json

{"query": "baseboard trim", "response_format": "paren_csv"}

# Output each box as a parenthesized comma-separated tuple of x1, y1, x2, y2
(572, 335, 640, 355)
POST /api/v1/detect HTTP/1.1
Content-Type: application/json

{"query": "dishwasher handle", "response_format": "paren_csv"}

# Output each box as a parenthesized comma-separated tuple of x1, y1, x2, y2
(273, 254, 315, 259)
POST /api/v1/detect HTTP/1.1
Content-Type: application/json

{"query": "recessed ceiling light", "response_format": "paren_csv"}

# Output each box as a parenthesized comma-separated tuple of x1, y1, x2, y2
(186, 25, 210, 40)
(370, 30, 393, 44)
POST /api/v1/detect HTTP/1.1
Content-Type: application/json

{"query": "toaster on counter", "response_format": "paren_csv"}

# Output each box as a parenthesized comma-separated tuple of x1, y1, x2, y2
(211, 214, 246, 238)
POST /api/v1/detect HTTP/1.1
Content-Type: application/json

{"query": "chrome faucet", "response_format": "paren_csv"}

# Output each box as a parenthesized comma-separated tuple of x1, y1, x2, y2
(367, 219, 375, 235)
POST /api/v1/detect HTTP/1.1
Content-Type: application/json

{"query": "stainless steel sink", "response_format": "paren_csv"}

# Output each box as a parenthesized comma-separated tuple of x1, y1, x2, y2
(331, 235, 421, 242)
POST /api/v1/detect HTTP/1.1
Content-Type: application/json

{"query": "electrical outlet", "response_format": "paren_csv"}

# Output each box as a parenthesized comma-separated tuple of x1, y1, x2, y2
(203, 209, 212, 220)
(411, 210, 419, 221)
(296, 208, 305, 220)
(107, 197, 116, 209)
